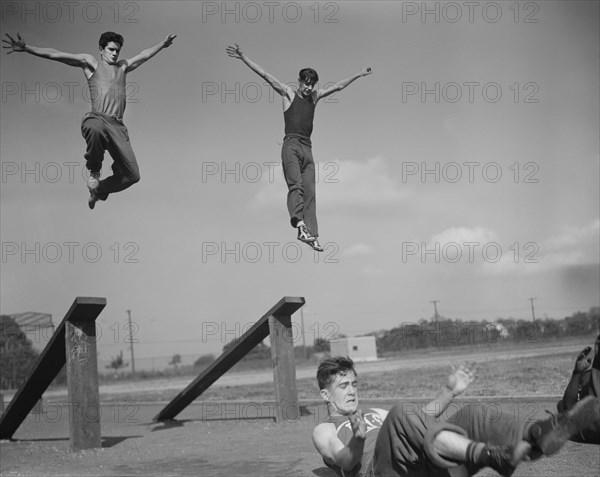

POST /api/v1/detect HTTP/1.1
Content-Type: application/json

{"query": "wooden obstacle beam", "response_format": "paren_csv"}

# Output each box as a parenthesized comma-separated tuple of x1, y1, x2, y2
(154, 296, 305, 423)
(0, 297, 106, 450)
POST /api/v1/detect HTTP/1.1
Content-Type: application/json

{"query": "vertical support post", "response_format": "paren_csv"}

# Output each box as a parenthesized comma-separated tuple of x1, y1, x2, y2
(153, 297, 304, 423)
(65, 318, 101, 450)
(269, 314, 299, 422)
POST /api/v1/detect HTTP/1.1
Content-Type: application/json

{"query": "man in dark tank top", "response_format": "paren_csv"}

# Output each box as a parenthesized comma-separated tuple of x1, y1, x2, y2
(3, 31, 176, 209)
(227, 43, 372, 251)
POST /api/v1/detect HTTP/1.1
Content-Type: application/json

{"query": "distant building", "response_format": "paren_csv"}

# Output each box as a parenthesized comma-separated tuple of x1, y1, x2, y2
(329, 336, 377, 362)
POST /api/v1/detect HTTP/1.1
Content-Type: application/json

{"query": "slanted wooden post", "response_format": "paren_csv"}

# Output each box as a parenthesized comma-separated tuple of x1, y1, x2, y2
(65, 314, 101, 450)
(0, 297, 106, 446)
(269, 314, 299, 422)
(153, 296, 305, 422)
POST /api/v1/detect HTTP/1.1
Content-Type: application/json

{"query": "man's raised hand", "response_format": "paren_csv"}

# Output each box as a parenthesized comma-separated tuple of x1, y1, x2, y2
(226, 43, 243, 60)
(575, 346, 593, 373)
(348, 409, 367, 440)
(361, 67, 373, 76)
(163, 34, 177, 48)
(446, 362, 476, 396)
(3, 33, 26, 54)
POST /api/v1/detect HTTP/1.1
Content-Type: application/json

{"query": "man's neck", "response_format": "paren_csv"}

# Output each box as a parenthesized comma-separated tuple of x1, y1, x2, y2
(328, 404, 351, 418)
(100, 56, 115, 66)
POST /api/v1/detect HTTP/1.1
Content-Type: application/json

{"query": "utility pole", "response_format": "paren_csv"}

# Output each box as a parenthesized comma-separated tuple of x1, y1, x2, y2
(126, 309, 136, 374)
(528, 298, 537, 322)
(430, 300, 440, 322)
(300, 308, 307, 359)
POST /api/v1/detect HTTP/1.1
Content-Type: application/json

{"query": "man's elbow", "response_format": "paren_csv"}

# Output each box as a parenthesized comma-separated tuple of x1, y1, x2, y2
(334, 450, 358, 471)
(340, 459, 359, 472)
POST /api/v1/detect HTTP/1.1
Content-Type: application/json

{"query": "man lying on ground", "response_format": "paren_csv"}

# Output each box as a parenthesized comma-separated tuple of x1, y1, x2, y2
(313, 356, 600, 477)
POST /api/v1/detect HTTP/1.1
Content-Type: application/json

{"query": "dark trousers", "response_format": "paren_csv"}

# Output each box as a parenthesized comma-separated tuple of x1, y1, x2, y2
(557, 369, 600, 444)
(281, 136, 318, 237)
(81, 112, 140, 198)
(373, 403, 526, 477)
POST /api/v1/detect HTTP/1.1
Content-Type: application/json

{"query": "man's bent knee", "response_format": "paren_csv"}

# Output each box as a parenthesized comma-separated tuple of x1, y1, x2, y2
(125, 170, 140, 185)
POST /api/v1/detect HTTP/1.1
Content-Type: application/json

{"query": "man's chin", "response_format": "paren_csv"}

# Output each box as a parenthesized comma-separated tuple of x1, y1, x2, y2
(342, 403, 359, 414)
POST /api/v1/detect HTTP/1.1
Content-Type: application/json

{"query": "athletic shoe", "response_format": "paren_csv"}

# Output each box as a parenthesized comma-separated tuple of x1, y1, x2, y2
(297, 224, 316, 243)
(529, 395, 600, 455)
(87, 171, 100, 191)
(483, 442, 530, 477)
(309, 238, 324, 252)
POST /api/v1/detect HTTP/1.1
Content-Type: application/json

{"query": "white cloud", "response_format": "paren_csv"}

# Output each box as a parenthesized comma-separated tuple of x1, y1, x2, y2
(362, 264, 385, 276)
(429, 226, 498, 246)
(420, 223, 598, 277)
(341, 243, 375, 258)
(479, 220, 599, 277)
(248, 156, 409, 213)
(542, 219, 600, 252)
(319, 157, 408, 208)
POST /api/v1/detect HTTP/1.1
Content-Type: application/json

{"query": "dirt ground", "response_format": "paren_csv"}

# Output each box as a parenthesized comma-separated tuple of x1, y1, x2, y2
(1, 397, 599, 477)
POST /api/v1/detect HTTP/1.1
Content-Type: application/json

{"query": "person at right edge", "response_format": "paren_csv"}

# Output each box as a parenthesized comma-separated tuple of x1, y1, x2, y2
(557, 333, 600, 444)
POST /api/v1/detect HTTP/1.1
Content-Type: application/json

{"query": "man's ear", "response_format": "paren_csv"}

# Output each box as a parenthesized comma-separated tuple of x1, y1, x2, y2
(320, 388, 331, 402)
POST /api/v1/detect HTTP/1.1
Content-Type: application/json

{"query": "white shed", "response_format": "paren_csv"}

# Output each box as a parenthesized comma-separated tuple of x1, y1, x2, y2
(329, 336, 377, 362)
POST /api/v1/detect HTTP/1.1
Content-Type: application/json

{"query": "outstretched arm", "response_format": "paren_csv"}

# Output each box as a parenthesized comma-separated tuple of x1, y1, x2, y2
(561, 346, 594, 410)
(226, 43, 292, 99)
(124, 34, 176, 73)
(315, 67, 372, 102)
(423, 363, 476, 417)
(3, 33, 94, 69)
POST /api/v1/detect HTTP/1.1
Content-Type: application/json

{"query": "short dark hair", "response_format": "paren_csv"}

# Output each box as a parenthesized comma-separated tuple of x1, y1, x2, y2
(299, 68, 319, 85)
(317, 356, 356, 390)
(99, 32, 124, 49)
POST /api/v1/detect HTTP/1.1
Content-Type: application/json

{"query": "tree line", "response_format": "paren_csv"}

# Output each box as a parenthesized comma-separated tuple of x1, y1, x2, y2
(2, 307, 598, 388)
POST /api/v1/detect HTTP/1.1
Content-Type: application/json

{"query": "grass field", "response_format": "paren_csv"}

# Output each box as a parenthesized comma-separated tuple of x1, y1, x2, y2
(2, 338, 598, 477)
(93, 339, 587, 403)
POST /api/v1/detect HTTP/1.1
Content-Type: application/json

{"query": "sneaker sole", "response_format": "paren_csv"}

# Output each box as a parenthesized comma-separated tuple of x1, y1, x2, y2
(297, 236, 316, 244)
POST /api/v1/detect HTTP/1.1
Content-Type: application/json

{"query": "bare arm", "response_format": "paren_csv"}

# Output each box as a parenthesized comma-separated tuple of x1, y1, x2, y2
(423, 363, 476, 418)
(124, 34, 176, 73)
(312, 410, 367, 471)
(562, 346, 594, 410)
(316, 67, 372, 102)
(3, 33, 94, 70)
(226, 43, 292, 99)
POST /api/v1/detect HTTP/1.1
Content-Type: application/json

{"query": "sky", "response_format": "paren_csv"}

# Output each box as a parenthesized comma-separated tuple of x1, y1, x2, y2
(1, 1, 599, 369)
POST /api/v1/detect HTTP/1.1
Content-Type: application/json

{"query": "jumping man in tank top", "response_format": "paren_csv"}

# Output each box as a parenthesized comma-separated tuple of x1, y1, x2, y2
(3, 32, 176, 209)
(227, 43, 372, 252)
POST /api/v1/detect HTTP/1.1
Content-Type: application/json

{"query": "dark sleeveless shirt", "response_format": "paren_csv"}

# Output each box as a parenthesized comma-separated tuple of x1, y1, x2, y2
(284, 92, 316, 140)
(88, 59, 126, 120)
(323, 409, 384, 477)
